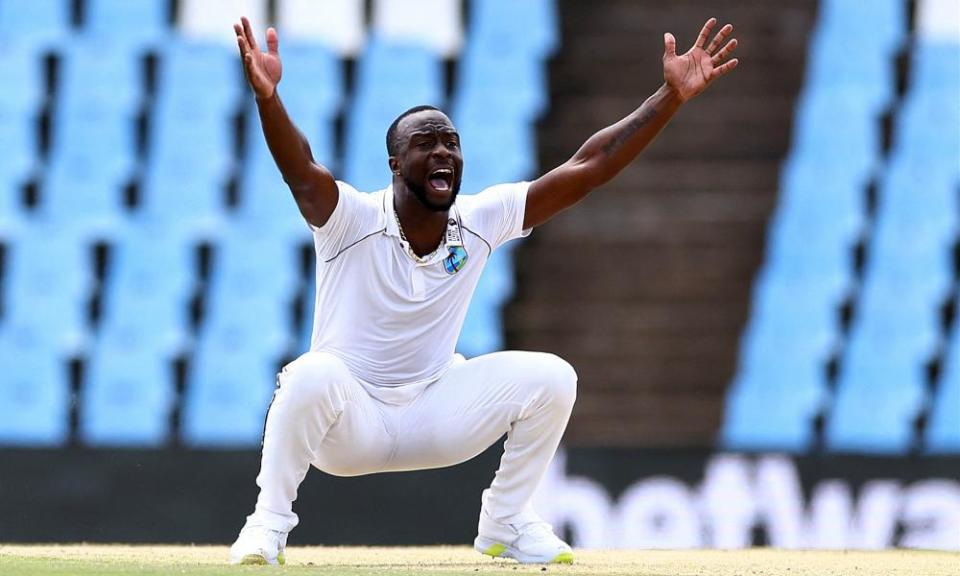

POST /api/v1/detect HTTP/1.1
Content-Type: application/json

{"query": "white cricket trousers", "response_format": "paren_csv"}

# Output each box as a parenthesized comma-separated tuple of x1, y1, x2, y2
(248, 350, 577, 535)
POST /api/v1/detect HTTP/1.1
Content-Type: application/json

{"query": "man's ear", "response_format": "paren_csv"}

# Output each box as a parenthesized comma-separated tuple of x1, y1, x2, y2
(388, 156, 399, 175)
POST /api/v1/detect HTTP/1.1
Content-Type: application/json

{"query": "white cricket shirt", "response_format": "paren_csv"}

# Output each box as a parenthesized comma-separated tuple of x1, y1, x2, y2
(307, 180, 531, 404)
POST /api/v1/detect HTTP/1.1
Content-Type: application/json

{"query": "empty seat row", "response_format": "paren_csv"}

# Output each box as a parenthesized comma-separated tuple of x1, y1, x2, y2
(723, 0, 960, 454)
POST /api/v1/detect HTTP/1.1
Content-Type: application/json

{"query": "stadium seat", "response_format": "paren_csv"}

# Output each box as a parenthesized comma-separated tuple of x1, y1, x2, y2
(57, 38, 143, 115)
(3, 225, 92, 351)
(0, 0, 72, 50)
(181, 322, 287, 447)
(371, 0, 464, 58)
(154, 40, 242, 110)
(177, 0, 267, 44)
(238, 153, 315, 238)
(722, 352, 827, 452)
(0, 108, 37, 213)
(272, 42, 343, 125)
(146, 42, 239, 228)
(790, 89, 883, 177)
(0, 43, 46, 114)
(910, 40, 960, 93)
(895, 91, 960, 167)
(453, 121, 537, 194)
(80, 334, 175, 447)
(99, 219, 195, 351)
(815, 0, 906, 47)
(0, 320, 71, 446)
(452, 43, 548, 124)
(468, 0, 559, 59)
(139, 148, 232, 232)
(83, 0, 170, 50)
(43, 111, 136, 233)
(826, 347, 927, 454)
(204, 223, 300, 336)
(276, 0, 366, 56)
(927, 335, 960, 453)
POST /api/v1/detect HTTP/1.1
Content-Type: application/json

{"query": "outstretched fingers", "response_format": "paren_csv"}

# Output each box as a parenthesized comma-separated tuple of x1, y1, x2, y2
(711, 38, 738, 65)
(241, 16, 259, 52)
(694, 17, 717, 49)
(705, 23, 733, 55)
(234, 23, 248, 57)
(711, 57, 739, 79)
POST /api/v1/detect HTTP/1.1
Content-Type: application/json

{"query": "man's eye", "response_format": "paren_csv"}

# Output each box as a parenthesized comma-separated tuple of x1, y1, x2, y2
(447, 140, 459, 148)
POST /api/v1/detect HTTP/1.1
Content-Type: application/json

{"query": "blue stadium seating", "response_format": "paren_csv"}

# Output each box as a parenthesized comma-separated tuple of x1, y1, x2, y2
(181, 322, 287, 447)
(790, 89, 883, 177)
(928, 330, 960, 453)
(43, 111, 136, 232)
(721, 0, 925, 453)
(57, 39, 143, 115)
(0, 43, 46, 113)
(453, 43, 548, 124)
(468, 0, 558, 59)
(0, 0, 72, 50)
(454, 121, 537, 195)
(826, 351, 927, 454)
(80, 331, 175, 447)
(0, 0, 554, 446)
(83, 0, 170, 50)
(273, 42, 343, 125)
(3, 225, 92, 351)
(0, 320, 71, 446)
(99, 220, 195, 351)
(204, 224, 300, 338)
(0, 109, 36, 218)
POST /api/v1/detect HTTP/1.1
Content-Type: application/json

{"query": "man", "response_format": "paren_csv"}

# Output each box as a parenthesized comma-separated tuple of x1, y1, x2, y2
(229, 15, 737, 566)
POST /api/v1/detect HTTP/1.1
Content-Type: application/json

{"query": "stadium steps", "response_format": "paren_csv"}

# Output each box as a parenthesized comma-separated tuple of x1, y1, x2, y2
(506, 0, 817, 446)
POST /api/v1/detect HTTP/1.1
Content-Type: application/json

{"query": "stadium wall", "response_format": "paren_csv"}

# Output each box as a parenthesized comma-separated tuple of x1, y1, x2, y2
(3, 447, 957, 550)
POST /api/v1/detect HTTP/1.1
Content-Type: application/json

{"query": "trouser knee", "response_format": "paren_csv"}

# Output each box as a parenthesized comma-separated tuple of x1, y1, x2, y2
(277, 352, 353, 407)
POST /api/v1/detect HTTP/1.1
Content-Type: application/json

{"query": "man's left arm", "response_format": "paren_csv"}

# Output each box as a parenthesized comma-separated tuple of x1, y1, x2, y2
(524, 18, 739, 229)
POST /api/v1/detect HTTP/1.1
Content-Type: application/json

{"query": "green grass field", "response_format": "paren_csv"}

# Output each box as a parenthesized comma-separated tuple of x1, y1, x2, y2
(1, 545, 958, 576)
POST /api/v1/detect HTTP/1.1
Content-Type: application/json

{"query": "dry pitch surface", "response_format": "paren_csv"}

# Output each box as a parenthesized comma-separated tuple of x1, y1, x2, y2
(1, 545, 958, 576)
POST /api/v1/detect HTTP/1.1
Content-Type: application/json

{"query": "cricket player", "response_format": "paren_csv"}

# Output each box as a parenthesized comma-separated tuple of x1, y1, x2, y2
(229, 15, 738, 565)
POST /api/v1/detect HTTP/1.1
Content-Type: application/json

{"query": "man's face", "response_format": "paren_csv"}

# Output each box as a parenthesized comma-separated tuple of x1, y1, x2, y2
(392, 110, 464, 212)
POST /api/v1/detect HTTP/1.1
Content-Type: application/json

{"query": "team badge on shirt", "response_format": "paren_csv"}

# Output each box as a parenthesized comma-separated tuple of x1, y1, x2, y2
(443, 245, 468, 274)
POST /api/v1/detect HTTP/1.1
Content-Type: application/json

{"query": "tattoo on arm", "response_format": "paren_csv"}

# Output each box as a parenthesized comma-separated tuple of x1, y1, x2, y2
(601, 107, 659, 156)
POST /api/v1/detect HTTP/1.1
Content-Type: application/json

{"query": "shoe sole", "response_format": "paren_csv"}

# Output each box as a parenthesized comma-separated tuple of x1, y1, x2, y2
(477, 541, 574, 565)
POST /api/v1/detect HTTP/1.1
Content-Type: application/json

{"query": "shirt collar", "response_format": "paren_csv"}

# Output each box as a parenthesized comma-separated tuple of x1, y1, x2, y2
(382, 185, 464, 265)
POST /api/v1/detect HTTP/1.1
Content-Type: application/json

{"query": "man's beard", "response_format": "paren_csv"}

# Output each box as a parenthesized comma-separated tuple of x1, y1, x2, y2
(404, 175, 460, 212)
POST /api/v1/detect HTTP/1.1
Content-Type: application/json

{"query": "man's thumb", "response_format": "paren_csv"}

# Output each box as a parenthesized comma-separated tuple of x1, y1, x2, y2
(664, 32, 677, 58)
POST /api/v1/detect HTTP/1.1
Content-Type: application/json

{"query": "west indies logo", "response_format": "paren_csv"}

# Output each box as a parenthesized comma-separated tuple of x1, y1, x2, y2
(443, 246, 468, 275)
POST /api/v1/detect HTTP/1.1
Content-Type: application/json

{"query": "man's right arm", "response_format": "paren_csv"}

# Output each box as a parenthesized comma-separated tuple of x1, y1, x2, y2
(235, 17, 338, 227)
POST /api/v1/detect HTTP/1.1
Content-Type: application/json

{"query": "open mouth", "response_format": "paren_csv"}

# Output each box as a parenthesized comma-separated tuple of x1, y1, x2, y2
(428, 168, 454, 192)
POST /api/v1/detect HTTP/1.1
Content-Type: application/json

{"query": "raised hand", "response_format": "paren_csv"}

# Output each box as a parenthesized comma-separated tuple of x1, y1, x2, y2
(663, 18, 739, 103)
(234, 16, 282, 100)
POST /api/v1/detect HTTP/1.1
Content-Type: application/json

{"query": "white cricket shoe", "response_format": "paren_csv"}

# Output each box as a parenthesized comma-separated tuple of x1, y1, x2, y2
(474, 519, 573, 564)
(229, 523, 288, 565)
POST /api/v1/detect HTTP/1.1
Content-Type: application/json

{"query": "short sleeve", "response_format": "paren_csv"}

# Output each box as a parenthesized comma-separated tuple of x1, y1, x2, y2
(311, 181, 383, 261)
(461, 182, 531, 251)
